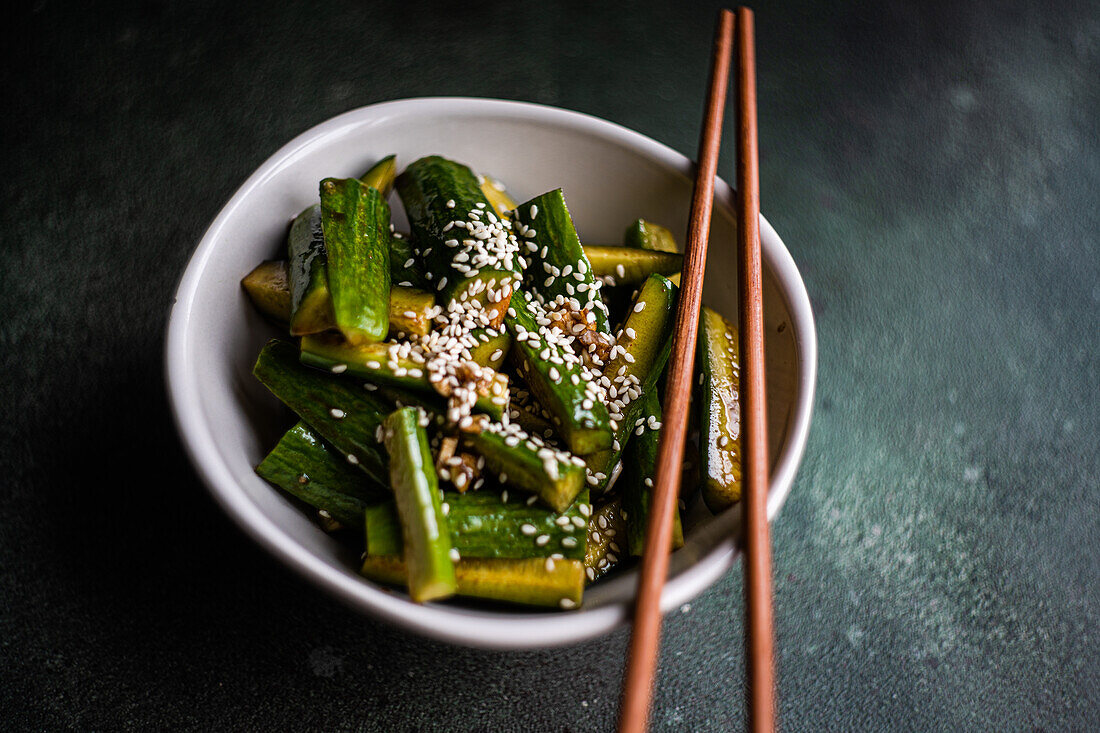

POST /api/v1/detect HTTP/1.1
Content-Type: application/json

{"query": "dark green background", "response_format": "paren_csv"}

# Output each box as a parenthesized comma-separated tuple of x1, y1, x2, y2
(2, 1, 1097, 730)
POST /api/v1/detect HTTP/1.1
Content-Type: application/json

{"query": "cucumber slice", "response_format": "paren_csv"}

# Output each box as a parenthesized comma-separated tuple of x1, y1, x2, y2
(256, 421, 386, 528)
(506, 393, 558, 445)
(359, 154, 397, 197)
(623, 218, 679, 253)
(287, 204, 335, 336)
(241, 260, 433, 338)
(585, 274, 678, 492)
(241, 260, 292, 323)
(285, 156, 395, 338)
(366, 382, 586, 512)
(584, 498, 627, 583)
(382, 407, 456, 603)
(583, 245, 682, 287)
(698, 306, 743, 512)
(253, 339, 391, 484)
(512, 189, 610, 333)
(505, 289, 613, 456)
(360, 556, 584, 609)
(396, 156, 521, 322)
(622, 390, 684, 555)
(299, 332, 509, 422)
(319, 177, 391, 344)
(365, 489, 590, 560)
(467, 327, 512, 370)
(467, 423, 586, 512)
(479, 174, 518, 219)
(388, 286, 434, 337)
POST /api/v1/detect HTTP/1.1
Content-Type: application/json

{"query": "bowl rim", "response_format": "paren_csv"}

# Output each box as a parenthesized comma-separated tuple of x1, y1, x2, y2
(165, 96, 817, 649)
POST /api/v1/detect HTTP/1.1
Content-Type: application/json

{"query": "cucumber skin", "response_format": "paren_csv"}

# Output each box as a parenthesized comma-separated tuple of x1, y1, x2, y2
(509, 400, 557, 443)
(320, 178, 391, 345)
(505, 289, 613, 456)
(360, 556, 584, 608)
(287, 204, 335, 335)
(622, 391, 684, 556)
(254, 339, 391, 485)
(699, 306, 743, 512)
(256, 422, 385, 528)
(467, 428, 585, 513)
(467, 328, 512, 370)
(383, 407, 456, 603)
(512, 189, 610, 333)
(585, 274, 678, 492)
(389, 233, 429, 289)
(361, 156, 411, 292)
(365, 489, 590, 561)
(396, 156, 518, 304)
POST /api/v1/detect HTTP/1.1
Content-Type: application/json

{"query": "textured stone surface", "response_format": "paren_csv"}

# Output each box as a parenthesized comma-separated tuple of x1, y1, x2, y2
(2, 0, 1097, 730)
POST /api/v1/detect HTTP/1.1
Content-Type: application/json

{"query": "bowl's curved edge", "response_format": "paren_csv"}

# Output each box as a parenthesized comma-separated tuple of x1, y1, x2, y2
(164, 97, 817, 649)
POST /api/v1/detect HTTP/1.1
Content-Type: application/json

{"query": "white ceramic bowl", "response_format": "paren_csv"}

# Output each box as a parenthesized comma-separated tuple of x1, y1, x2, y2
(166, 98, 816, 649)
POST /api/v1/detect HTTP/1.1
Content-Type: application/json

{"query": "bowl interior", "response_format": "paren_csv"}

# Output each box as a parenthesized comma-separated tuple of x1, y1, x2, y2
(168, 98, 814, 648)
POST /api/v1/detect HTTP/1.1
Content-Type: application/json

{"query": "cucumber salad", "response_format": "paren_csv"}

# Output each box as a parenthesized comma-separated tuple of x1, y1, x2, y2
(242, 155, 743, 609)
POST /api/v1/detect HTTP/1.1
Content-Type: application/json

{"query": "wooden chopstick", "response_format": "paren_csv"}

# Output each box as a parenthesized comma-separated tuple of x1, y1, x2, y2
(734, 7, 777, 731)
(617, 9, 736, 733)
